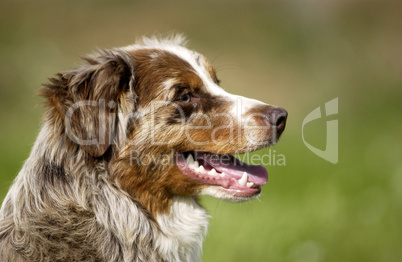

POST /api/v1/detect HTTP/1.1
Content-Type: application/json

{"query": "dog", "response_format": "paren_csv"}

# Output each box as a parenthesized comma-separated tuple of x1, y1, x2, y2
(0, 35, 287, 262)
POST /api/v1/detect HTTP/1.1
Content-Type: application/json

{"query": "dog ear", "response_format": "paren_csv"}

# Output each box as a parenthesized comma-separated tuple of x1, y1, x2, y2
(68, 50, 135, 157)
(43, 50, 134, 157)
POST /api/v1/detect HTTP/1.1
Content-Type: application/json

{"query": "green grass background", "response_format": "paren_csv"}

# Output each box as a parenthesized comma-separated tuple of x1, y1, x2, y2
(0, 1, 401, 261)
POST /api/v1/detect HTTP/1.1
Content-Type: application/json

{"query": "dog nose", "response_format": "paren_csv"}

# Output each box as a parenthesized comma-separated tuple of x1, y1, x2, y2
(267, 107, 288, 135)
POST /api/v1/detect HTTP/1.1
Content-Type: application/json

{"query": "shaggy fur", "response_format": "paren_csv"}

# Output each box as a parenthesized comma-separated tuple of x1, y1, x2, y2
(0, 36, 287, 262)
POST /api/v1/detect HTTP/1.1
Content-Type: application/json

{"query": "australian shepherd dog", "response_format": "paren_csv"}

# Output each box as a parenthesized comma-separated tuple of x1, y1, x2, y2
(0, 36, 287, 262)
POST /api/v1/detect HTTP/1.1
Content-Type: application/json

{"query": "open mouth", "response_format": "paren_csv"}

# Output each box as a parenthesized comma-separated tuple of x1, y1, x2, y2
(176, 151, 268, 198)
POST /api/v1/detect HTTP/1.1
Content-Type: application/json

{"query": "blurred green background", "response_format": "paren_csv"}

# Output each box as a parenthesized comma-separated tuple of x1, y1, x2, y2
(0, 0, 401, 261)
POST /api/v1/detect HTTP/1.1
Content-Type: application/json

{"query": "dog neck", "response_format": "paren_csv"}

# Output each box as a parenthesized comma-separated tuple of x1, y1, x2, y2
(27, 125, 209, 261)
(154, 196, 209, 262)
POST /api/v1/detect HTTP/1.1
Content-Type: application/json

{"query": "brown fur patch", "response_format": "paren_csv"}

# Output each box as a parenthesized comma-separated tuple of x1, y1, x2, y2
(110, 50, 231, 214)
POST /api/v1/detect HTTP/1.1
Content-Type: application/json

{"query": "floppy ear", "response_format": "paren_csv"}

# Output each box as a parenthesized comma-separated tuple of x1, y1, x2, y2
(43, 50, 134, 157)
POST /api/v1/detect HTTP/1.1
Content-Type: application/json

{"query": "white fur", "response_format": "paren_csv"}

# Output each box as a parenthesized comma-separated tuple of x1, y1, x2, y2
(155, 197, 209, 262)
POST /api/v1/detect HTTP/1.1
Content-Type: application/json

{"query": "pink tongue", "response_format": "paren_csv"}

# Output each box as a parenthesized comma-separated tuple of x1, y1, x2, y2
(197, 152, 268, 186)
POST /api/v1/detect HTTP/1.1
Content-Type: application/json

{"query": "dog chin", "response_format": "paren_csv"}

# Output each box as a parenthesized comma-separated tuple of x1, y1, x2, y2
(198, 186, 262, 202)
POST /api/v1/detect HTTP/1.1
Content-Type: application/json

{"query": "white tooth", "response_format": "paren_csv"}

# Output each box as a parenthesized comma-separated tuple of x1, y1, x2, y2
(220, 172, 226, 178)
(193, 160, 199, 168)
(246, 182, 254, 188)
(238, 172, 248, 186)
(198, 165, 206, 174)
(187, 154, 194, 165)
(209, 168, 218, 176)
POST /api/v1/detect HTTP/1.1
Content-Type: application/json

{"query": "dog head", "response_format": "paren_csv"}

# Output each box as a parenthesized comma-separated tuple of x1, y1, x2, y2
(42, 36, 287, 216)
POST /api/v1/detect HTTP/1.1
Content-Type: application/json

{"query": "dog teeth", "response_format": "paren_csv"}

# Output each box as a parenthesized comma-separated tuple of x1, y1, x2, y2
(238, 172, 248, 186)
(186, 154, 200, 169)
(186, 154, 194, 165)
(246, 182, 254, 188)
(220, 172, 226, 178)
(208, 168, 218, 176)
(198, 165, 207, 174)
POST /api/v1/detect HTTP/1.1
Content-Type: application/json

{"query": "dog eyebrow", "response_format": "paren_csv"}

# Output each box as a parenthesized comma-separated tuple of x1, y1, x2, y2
(173, 85, 190, 95)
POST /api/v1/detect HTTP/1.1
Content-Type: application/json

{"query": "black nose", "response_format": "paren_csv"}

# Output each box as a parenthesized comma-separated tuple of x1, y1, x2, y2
(267, 107, 288, 135)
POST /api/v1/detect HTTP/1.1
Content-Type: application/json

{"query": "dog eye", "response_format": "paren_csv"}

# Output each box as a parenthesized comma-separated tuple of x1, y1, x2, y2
(178, 93, 192, 103)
